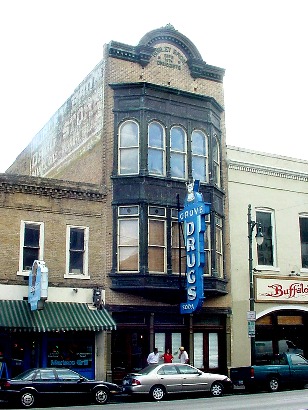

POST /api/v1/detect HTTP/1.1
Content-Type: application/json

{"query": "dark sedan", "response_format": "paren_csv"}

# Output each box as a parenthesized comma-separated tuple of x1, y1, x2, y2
(0, 367, 121, 408)
(122, 363, 233, 401)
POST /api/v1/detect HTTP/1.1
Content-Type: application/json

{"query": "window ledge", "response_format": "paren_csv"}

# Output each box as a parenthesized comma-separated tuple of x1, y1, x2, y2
(17, 271, 30, 276)
(64, 274, 90, 280)
(254, 266, 280, 273)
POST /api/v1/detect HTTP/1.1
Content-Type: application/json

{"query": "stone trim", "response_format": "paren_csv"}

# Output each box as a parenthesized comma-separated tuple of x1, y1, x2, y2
(0, 174, 105, 201)
(229, 161, 308, 182)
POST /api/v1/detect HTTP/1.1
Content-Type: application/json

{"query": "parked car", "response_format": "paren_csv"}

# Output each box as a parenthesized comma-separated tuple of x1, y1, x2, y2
(230, 353, 308, 392)
(0, 367, 121, 408)
(122, 363, 233, 401)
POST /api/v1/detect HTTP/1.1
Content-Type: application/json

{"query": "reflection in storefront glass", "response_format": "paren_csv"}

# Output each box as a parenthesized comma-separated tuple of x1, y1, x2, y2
(47, 340, 92, 369)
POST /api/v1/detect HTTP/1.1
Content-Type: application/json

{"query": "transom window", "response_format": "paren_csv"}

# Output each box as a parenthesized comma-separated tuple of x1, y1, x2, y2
(119, 120, 139, 175)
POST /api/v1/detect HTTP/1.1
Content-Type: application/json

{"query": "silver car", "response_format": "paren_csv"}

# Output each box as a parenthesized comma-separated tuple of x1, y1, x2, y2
(122, 363, 233, 401)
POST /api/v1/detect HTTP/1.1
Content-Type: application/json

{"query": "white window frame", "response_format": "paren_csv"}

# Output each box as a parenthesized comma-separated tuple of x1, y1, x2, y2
(118, 120, 139, 175)
(299, 214, 308, 273)
(191, 130, 208, 183)
(64, 225, 89, 279)
(256, 208, 278, 271)
(148, 121, 166, 176)
(117, 206, 140, 272)
(212, 134, 221, 187)
(17, 220, 44, 276)
(148, 206, 166, 274)
(170, 126, 187, 180)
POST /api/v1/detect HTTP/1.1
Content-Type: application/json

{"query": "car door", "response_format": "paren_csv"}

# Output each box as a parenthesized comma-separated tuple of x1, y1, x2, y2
(289, 354, 308, 384)
(156, 365, 183, 393)
(32, 369, 59, 397)
(55, 369, 89, 397)
(177, 364, 208, 393)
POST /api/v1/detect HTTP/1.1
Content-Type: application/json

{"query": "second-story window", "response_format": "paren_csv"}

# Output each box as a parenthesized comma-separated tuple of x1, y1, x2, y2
(148, 121, 165, 176)
(19, 221, 44, 274)
(171, 208, 186, 274)
(119, 120, 139, 175)
(192, 130, 208, 183)
(118, 206, 139, 272)
(148, 207, 166, 273)
(256, 209, 275, 267)
(170, 126, 187, 179)
(65, 225, 89, 277)
(299, 215, 308, 269)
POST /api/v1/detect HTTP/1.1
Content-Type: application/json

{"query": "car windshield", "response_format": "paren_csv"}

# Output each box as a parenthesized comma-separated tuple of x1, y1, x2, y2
(12, 369, 36, 381)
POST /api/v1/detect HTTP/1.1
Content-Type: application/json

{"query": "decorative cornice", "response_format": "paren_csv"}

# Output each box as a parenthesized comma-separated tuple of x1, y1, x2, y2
(229, 160, 308, 182)
(108, 25, 225, 82)
(0, 174, 106, 201)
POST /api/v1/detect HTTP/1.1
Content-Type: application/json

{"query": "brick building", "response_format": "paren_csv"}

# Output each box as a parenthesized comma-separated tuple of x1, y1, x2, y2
(6, 25, 232, 380)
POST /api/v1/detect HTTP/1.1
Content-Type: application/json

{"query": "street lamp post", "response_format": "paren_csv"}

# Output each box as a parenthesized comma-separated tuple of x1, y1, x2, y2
(247, 204, 264, 365)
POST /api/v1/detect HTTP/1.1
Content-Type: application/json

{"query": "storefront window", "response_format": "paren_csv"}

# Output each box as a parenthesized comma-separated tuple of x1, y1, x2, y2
(47, 339, 93, 370)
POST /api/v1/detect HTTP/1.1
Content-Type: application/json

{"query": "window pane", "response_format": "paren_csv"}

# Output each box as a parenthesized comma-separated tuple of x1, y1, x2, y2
(120, 148, 138, 174)
(149, 122, 164, 148)
(192, 131, 205, 155)
(170, 152, 185, 178)
(148, 149, 163, 175)
(23, 248, 39, 270)
(171, 127, 185, 151)
(171, 221, 186, 274)
(120, 122, 138, 147)
(119, 220, 138, 246)
(119, 247, 138, 271)
(149, 248, 165, 271)
(300, 217, 308, 268)
(149, 220, 164, 246)
(192, 156, 205, 182)
(69, 250, 83, 273)
(209, 333, 218, 369)
(70, 228, 84, 251)
(24, 224, 40, 247)
(155, 333, 165, 356)
(194, 333, 203, 368)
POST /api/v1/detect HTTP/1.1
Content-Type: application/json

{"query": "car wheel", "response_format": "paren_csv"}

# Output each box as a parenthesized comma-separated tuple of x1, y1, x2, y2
(210, 381, 224, 397)
(20, 391, 36, 408)
(93, 387, 109, 404)
(150, 385, 165, 401)
(268, 377, 279, 392)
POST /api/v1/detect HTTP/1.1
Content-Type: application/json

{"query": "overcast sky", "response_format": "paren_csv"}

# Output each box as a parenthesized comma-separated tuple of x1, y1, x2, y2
(1, 0, 307, 173)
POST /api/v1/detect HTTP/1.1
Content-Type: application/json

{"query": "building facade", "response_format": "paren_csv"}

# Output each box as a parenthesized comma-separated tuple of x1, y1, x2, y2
(228, 146, 308, 367)
(0, 174, 116, 379)
(6, 25, 232, 379)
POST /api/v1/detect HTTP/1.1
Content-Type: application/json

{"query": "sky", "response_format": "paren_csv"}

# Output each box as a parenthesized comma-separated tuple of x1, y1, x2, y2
(1, 0, 308, 173)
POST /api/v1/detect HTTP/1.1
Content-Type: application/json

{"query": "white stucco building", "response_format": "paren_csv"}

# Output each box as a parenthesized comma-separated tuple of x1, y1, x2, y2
(228, 146, 308, 367)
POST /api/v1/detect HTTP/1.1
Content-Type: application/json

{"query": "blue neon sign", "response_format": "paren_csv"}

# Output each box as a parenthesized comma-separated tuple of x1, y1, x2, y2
(179, 181, 210, 314)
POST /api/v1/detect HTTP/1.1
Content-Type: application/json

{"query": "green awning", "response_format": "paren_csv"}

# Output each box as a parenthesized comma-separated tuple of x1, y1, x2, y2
(0, 300, 116, 332)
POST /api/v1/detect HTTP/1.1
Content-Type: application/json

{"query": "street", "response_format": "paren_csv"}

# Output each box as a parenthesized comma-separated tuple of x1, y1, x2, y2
(2, 389, 308, 410)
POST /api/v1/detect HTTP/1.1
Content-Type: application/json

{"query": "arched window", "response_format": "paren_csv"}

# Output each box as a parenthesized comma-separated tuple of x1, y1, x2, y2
(170, 126, 187, 179)
(192, 130, 208, 183)
(118, 120, 139, 175)
(212, 135, 220, 187)
(148, 122, 165, 176)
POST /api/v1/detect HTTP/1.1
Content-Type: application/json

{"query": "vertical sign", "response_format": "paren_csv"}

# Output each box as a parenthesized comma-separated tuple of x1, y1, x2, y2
(179, 181, 211, 314)
(28, 260, 48, 311)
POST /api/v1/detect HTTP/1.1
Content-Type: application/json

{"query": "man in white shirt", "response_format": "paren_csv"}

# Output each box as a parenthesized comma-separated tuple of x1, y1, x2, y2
(147, 348, 159, 364)
(178, 346, 189, 363)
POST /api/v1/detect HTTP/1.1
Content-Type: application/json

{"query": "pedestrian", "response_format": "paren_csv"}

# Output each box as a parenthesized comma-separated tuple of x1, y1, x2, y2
(161, 348, 173, 363)
(147, 347, 159, 364)
(178, 346, 189, 364)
